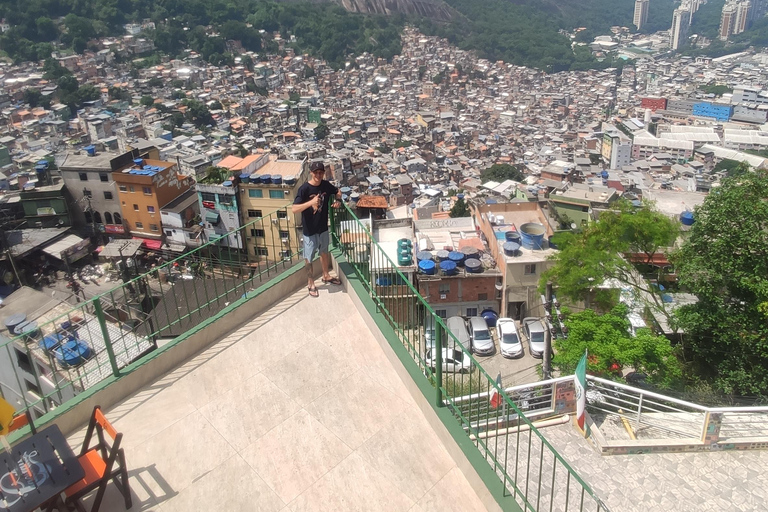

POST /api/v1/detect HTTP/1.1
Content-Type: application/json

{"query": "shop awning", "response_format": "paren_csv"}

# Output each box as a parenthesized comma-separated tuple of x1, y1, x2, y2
(42, 234, 90, 262)
(205, 212, 220, 225)
(100, 239, 143, 258)
(132, 237, 163, 251)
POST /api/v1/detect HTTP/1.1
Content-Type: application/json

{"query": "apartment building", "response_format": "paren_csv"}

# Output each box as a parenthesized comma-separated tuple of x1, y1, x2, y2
(634, 0, 650, 30)
(112, 157, 193, 243)
(238, 155, 307, 263)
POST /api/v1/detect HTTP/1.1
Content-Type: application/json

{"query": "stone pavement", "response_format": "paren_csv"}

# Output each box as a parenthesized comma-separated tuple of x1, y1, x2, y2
(541, 422, 768, 511)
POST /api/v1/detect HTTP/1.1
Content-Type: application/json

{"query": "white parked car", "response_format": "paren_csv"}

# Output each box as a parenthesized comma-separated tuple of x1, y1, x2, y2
(497, 318, 524, 358)
(425, 347, 473, 373)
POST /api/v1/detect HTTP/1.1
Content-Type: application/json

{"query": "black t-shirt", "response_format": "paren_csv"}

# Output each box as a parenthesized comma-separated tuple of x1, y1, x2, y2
(294, 180, 339, 236)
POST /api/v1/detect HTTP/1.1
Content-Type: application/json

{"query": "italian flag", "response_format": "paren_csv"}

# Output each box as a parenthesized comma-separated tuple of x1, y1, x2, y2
(489, 372, 503, 409)
(575, 351, 588, 434)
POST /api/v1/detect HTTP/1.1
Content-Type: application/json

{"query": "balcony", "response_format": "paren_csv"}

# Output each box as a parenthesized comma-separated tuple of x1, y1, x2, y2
(0, 204, 608, 511)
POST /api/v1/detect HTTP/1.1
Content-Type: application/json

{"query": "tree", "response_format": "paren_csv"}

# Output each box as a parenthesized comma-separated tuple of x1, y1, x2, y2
(449, 197, 470, 218)
(370, 83, 380, 94)
(43, 59, 71, 80)
(314, 122, 329, 140)
(554, 304, 683, 389)
(140, 96, 155, 107)
(480, 163, 524, 183)
(108, 86, 130, 101)
(23, 89, 43, 108)
(673, 169, 768, 396)
(542, 200, 679, 317)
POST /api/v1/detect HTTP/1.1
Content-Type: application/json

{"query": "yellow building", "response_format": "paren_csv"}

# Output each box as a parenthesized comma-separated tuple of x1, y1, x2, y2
(238, 155, 307, 263)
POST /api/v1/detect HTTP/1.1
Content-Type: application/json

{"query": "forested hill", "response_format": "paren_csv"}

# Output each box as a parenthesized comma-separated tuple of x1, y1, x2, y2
(0, 0, 655, 71)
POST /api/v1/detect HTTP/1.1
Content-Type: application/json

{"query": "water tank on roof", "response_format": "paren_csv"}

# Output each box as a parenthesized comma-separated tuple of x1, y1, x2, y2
(350, 192, 360, 202)
(40, 333, 66, 351)
(503, 242, 520, 256)
(448, 251, 465, 266)
(519, 223, 546, 250)
(84, 145, 95, 156)
(505, 230, 521, 244)
(4, 313, 26, 333)
(285, 175, 297, 186)
(418, 259, 436, 275)
(461, 246, 479, 259)
(54, 340, 92, 367)
(239, 173, 251, 183)
(464, 258, 483, 273)
(416, 251, 433, 263)
(259, 174, 272, 184)
(272, 175, 283, 185)
(439, 260, 457, 275)
(222, 180, 233, 187)
(680, 211, 695, 226)
(436, 250, 450, 262)
(133, 158, 143, 166)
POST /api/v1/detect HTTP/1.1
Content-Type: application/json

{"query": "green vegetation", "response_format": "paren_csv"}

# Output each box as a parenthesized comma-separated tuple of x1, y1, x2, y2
(541, 200, 679, 318)
(689, 0, 726, 39)
(554, 304, 683, 389)
(449, 197, 470, 218)
(698, 84, 733, 96)
(198, 166, 230, 184)
(673, 169, 768, 396)
(480, 164, 524, 184)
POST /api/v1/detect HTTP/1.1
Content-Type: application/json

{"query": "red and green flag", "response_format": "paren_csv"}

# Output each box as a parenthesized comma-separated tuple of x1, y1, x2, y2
(575, 351, 588, 433)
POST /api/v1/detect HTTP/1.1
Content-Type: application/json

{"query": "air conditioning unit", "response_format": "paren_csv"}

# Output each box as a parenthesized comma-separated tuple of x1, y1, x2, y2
(272, 219, 278, 224)
(440, 294, 447, 300)
(281, 237, 289, 243)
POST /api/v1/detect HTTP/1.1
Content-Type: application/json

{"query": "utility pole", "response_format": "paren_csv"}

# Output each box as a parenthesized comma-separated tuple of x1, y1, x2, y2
(542, 281, 553, 380)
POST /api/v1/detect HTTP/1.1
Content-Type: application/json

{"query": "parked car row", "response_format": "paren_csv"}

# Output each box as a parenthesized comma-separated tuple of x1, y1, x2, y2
(425, 314, 548, 373)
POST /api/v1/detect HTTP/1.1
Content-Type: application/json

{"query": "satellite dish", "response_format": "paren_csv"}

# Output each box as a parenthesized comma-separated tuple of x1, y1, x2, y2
(570, 223, 577, 230)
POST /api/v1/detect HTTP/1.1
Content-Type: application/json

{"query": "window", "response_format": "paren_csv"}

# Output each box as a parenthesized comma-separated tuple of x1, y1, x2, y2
(147, 205, 155, 213)
(279, 230, 290, 239)
(248, 209, 262, 218)
(114, 213, 122, 224)
(103, 191, 113, 200)
(15, 349, 32, 374)
(478, 293, 488, 301)
(129, 186, 135, 193)
(201, 192, 216, 202)
(133, 204, 139, 211)
(466, 307, 478, 317)
(25, 379, 41, 396)
(119, 185, 127, 192)
(280, 250, 291, 260)
(143, 186, 152, 195)
(248, 189, 263, 198)
(85, 211, 92, 223)
(277, 210, 288, 219)
(99, 173, 109, 182)
(135, 221, 144, 229)
(165, 230, 173, 236)
(435, 309, 447, 319)
(83, 189, 92, 198)
(524, 264, 537, 275)
(219, 193, 233, 206)
(150, 224, 159, 232)
(104, 212, 113, 224)
(79, 172, 88, 181)
(439, 283, 450, 294)
(93, 211, 102, 223)
(251, 228, 265, 237)
(256, 247, 268, 256)
(269, 190, 284, 199)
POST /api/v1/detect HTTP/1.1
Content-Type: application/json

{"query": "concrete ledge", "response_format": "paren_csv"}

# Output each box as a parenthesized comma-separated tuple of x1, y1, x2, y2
(332, 255, 511, 512)
(27, 262, 313, 438)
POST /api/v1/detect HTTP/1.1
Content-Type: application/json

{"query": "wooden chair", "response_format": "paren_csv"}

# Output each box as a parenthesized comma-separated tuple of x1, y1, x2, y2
(63, 406, 131, 512)
(8, 410, 37, 435)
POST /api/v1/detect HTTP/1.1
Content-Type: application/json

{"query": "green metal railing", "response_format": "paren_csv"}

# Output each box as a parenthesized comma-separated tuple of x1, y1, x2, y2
(1, 204, 302, 430)
(330, 204, 610, 512)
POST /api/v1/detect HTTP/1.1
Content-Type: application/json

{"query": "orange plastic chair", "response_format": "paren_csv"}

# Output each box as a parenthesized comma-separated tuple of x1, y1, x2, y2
(7, 410, 37, 435)
(63, 406, 131, 512)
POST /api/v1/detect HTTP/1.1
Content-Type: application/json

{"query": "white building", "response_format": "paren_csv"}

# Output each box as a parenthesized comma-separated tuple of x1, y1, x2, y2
(634, 0, 650, 30)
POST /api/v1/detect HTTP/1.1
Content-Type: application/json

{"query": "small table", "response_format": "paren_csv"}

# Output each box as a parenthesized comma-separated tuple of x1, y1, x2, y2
(0, 425, 85, 512)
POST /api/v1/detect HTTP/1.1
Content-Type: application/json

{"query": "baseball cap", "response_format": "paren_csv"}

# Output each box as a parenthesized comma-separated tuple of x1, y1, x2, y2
(310, 161, 326, 172)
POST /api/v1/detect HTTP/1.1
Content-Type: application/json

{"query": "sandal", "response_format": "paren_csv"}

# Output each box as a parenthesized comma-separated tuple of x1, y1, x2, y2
(308, 286, 319, 297)
(322, 277, 342, 285)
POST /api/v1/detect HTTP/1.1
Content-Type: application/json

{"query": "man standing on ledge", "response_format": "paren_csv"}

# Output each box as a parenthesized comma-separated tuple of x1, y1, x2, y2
(292, 160, 342, 297)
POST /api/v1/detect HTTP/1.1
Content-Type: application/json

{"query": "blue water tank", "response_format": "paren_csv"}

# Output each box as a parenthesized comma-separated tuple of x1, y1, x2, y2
(503, 242, 520, 256)
(418, 259, 436, 275)
(272, 175, 283, 185)
(416, 251, 433, 262)
(239, 173, 251, 183)
(54, 340, 92, 367)
(465, 258, 483, 273)
(351, 192, 360, 202)
(680, 211, 695, 226)
(4, 313, 26, 333)
(448, 251, 465, 266)
(340, 187, 352, 194)
(40, 333, 66, 351)
(481, 309, 499, 327)
(259, 174, 272, 184)
(505, 230, 521, 244)
(461, 246, 479, 260)
(439, 260, 457, 275)
(84, 145, 95, 156)
(284, 175, 297, 186)
(519, 223, 546, 250)
(222, 180, 233, 187)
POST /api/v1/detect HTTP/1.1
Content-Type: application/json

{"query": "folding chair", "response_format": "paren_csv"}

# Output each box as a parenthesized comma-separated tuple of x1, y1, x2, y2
(63, 406, 131, 512)
(8, 410, 37, 435)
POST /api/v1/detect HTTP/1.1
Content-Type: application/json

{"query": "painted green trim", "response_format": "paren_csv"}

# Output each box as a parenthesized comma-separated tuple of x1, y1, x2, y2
(9, 262, 305, 443)
(334, 250, 523, 512)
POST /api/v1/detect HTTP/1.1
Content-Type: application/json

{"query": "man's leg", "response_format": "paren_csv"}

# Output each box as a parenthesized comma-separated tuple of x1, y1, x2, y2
(317, 231, 333, 281)
(303, 235, 317, 291)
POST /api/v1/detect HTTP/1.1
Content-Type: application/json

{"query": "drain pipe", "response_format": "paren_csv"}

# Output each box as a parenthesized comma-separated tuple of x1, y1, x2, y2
(471, 414, 571, 440)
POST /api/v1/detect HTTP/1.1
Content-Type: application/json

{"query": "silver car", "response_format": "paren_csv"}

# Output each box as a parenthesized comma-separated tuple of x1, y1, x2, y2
(523, 317, 546, 358)
(468, 316, 495, 356)
(497, 318, 524, 358)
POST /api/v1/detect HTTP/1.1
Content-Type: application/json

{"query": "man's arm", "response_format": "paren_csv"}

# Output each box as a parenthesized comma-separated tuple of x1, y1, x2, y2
(292, 187, 320, 213)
